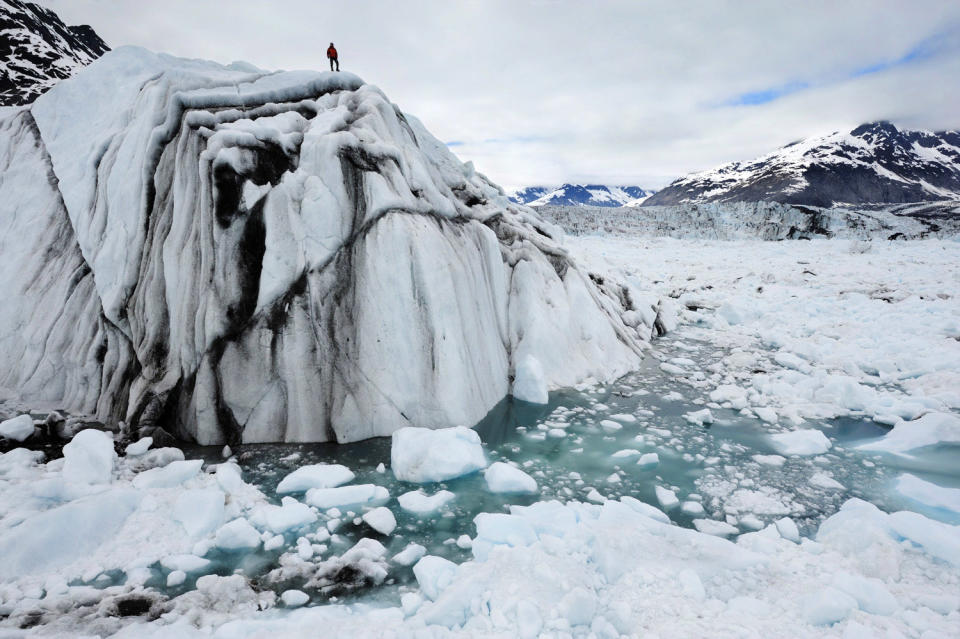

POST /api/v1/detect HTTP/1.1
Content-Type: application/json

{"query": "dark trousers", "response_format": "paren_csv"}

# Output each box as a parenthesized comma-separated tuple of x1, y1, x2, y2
(329, 57, 339, 71)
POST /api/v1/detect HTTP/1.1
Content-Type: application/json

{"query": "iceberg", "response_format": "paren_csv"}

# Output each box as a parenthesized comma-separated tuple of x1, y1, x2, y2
(0, 47, 651, 445)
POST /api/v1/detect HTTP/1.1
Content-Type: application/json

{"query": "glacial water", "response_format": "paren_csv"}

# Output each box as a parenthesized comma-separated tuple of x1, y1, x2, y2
(150, 331, 960, 607)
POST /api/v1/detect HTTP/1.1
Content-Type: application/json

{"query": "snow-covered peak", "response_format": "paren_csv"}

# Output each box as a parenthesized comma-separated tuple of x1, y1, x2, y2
(0, 0, 109, 106)
(645, 122, 960, 207)
(510, 183, 656, 207)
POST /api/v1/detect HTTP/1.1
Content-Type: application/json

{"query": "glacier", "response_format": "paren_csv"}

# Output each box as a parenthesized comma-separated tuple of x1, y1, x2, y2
(0, 46, 652, 445)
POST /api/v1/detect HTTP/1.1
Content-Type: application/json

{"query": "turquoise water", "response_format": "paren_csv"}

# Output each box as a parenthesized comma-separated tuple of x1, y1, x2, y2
(157, 333, 958, 606)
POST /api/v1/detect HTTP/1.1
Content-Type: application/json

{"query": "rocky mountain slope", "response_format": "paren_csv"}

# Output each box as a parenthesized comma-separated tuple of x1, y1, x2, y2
(510, 184, 655, 207)
(0, 0, 109, 106)
(0, 47, 656, 445)
(645, 122, 960, 208)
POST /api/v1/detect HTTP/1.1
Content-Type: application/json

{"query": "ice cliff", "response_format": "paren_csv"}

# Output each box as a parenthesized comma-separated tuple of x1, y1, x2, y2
(0, 47, 652, 444)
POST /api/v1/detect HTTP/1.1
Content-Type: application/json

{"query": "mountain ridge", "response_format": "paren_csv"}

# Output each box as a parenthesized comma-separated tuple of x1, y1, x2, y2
(0, 0, 109, 106)
(644, 121, 960, 208)
(510, 183, 656, 208)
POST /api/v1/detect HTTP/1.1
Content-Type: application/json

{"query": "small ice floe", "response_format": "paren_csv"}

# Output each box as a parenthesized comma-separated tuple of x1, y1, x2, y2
(858, 412, 960, 454)
(752, 454, 786, 467)
(305, 484, 389, 509)
(655, 486, 679, 509)
(599, 419, 622, 433)
(214, 519, 261, 551)
(398, 489, 455, 514)
(683, 409, 714, 426)
(132, 459, 203, 489)
(276, 464, 355, 494)
(63, 429, 116, 485)
(124, 436, 152, 456)
(809, 472, 845, 490)
(484, 462, 538, 494)
(611, 449, 642, 459)
(281, 589, 309, 608)
(637, 452, 660, 467)
(0, 415, 34, 442)
(768, 429, 831, 456)
(391, 426, 487, 482)
(392, 543, 427, 566)
(692, 518, 738, 537)
(362, 507, 397, 535)
(894, 473, 960, 515)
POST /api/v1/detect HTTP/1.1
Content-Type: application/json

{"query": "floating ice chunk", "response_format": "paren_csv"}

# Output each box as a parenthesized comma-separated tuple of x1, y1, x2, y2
(655, 486, 679, 509)
(281, 589, 309, 608)
(810, 472, 845, 490)
(768, 429, 831, 456)
(754, 406, 778, 424)
(803, 586, 858, 625)
(752, 454, 786, 466)
(456, 534, 472, 549)
(160, 554, 210, 573)
(0, 415, 34, 442)
(166, 570, 186, 587)
(637, 452, 660, 467)
(693, 519, 739, 537)
(214, 519, 261, 551)
(586, 489, 606, 503)
(484, 462, 538, 494)
(739, 514, 764, 530)
(683, 409, 714, 426)
(132, 459, 203, 489)
(129, 447, 184, 472)
(362, 507, 397, 535)
(681, 501, 705, 516)
(472, 513, 538, 561)
(559, 587, 596, 626)
(600, 419, 622, 432)
(678, 569, 706, 601)
(832, 572, 897, 615)
(276, 464, 355, 494)
(305, 484, 389, 509)
(391, 426, 487, 483)
(173, 489, 225, 538)
(619, 496, 671, 524)
(710, 385, 748, 409)
(413, 555, 458, 600)
(858, 412, 960, 454)
(775, 517, 800, 542)
(253, 498, 318, 534)
(611, 449, 642, 459)
(895, 474, 960, 514)
(397, 489, 455, 514)
(512, 354, 548, 404)
(215, 462, 246, 495)
(124, 437, 152, 456)
(610, 413, 637, 423)
(62, 429, 116, 485)
(392, 543, 427, 566)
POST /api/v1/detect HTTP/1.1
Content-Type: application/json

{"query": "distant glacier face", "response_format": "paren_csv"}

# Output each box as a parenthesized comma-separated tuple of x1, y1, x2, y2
(0, 47, 654, 444)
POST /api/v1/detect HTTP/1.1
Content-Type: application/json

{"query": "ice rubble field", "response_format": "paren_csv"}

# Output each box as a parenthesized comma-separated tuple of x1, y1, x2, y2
(1, 238, 960, 637)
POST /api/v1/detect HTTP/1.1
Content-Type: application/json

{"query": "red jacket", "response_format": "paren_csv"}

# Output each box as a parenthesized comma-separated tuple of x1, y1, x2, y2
(327, 46, 338, 59)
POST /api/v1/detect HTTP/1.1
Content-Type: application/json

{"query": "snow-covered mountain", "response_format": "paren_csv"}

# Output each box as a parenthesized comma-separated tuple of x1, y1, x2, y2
(645, 122, 960, 208)
(0, 46, 655, 445)
(510, 184, 656, 207)
(0, 0, 109, 106)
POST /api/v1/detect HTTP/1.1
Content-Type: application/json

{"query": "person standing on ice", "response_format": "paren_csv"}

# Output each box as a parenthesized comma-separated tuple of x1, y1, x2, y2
(327, 43, 339, 71)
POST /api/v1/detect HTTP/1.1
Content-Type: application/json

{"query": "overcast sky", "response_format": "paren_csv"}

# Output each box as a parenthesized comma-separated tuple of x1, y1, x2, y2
(38, 0, 960, 190)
